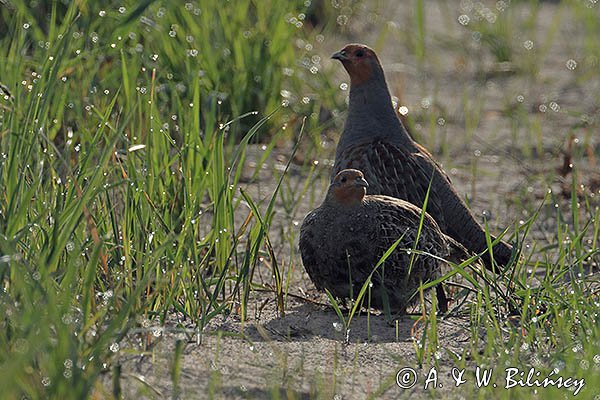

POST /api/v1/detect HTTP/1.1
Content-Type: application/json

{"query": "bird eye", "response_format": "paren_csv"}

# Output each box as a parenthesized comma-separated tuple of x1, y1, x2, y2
(341, 177, 347, 183)
(355, 50, 364, 58)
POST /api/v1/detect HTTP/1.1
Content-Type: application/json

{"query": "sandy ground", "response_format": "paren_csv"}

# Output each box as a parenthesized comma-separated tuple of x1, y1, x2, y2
(103, 1, 599, 398)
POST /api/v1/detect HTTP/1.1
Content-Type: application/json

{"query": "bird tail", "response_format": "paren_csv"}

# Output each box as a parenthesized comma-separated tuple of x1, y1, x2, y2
(445, 233, 517, 273)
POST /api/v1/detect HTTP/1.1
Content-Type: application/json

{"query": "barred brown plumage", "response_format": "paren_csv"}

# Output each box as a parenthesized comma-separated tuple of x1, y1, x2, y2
(331, 44, 514, 271)
(299, 169, 470, 313)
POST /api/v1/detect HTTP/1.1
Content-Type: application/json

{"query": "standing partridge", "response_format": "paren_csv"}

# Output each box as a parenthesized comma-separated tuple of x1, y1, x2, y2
(330, 44, 514, 271)
(300, 169, 470, 313)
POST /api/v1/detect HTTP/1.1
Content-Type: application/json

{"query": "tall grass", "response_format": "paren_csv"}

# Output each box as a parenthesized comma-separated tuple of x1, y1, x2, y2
(0, 1, 329, 398)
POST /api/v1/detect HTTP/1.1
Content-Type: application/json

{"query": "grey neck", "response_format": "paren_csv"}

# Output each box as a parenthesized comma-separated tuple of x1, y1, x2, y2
(336, 76, 414, 157)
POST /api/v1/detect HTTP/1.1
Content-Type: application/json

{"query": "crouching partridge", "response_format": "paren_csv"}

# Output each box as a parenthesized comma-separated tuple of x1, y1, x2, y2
(300, 169, 470, 313)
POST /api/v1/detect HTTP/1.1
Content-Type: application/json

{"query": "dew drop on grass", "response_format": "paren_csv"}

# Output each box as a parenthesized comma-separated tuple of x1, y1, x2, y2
(109, 343, 120, 352)
(41, 377, 51, 387)
(458, 14, 469, 26)
(336, 15, 348, 25)
(566, 59, 577, 70)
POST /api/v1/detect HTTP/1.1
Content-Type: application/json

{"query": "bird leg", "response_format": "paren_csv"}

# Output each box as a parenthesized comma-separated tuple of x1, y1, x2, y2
(436, 284, 449, 315)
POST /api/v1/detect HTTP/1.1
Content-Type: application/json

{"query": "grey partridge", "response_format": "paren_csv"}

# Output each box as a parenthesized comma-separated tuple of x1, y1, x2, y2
(300, 169, 470, 313)
(330, 44, 514, 271)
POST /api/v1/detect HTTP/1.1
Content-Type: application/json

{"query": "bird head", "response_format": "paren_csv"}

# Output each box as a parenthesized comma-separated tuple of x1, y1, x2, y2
(331, 44, 383, 86)
(328, 169, 369, 206)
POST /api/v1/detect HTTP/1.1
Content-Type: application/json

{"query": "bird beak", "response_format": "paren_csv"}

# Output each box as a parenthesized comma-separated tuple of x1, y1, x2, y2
(355, 177, 369, 188)
(331, 51, 348, 61)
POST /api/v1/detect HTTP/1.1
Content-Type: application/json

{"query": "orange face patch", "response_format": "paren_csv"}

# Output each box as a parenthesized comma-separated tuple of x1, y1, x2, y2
(334, 44, 377, 86)
(345, 61, 373, 86)
(332, 184, 365, 206)
(331, 169, 368, 206)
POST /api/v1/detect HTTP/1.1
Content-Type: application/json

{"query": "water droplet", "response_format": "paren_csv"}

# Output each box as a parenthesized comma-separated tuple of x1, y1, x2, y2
(109, 343, 120, 352)
(336, 15, 348, 26)
(99, 10, 106, 17)
(566, 59, 577, 70)
(458, 14, 470, 26)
